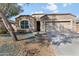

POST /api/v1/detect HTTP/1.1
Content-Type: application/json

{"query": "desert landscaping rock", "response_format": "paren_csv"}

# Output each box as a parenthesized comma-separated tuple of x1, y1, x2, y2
(0, 37, 56, 56)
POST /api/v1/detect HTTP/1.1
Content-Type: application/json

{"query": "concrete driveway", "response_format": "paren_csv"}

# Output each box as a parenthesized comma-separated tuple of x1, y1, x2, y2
(53, 38, 79, 56)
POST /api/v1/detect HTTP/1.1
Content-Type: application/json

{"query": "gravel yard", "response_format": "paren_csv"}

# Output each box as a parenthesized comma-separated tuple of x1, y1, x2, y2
(0, 33, 55, 56)
(1, 33, 79, 56)
(0, 33, 33, 40)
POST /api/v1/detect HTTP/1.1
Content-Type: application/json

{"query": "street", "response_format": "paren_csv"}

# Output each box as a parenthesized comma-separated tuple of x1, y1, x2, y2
(53, 38, 79, 56)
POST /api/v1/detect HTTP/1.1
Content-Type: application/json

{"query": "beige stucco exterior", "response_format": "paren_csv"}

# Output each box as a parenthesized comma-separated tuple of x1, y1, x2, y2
(16, 15, 36, 32)
(15, 13, 78, 33)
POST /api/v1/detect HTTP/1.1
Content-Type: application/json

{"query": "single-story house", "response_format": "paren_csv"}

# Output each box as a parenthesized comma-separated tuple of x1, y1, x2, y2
(15, 13, 78, 33)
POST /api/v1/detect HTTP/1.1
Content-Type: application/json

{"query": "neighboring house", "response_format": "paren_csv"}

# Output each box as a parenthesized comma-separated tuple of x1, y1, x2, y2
(76, 21, 79, 33)
(0, 19, 16, 32)
(9, 20, 17, 32)
(16, 13, 78, 33)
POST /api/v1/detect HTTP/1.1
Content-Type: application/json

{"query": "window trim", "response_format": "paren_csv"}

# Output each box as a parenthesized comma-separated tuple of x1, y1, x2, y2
(19, 19, 29, 29)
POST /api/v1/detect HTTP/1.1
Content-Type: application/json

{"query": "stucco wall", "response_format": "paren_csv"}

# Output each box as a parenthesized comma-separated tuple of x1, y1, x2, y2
(40, 14, 76, 32)
(15, 14, 77, 33)
(16, 16, 36, 32)
(76, 22, 79, 33)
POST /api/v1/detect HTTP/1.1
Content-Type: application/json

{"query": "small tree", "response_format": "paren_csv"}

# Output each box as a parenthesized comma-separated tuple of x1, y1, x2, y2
(0, 3, 23, 41)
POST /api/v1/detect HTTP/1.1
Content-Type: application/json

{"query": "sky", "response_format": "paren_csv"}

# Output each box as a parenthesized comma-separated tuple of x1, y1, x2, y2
(12, 3, 79, 21)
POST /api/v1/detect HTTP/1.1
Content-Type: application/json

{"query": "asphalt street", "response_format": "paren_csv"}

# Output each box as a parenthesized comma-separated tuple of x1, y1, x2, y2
(53, 38, 79, 56)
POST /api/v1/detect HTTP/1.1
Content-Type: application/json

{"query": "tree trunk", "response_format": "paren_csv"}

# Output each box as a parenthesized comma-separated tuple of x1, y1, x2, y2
(0, 12, 18, 41)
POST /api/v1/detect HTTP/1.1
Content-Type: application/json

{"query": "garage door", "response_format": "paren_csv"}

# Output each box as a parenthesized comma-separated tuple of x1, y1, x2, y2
(45, 21, 71, 32)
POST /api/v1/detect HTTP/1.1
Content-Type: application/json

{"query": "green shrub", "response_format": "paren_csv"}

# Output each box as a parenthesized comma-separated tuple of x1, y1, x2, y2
(0, 28, 7, 34)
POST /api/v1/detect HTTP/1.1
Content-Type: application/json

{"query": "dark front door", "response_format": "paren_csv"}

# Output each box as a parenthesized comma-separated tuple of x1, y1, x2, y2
(37, 21, 40, 31)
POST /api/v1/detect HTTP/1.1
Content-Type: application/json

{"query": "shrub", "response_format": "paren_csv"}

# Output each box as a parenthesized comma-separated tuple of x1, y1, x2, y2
(0, 28, 7, 34)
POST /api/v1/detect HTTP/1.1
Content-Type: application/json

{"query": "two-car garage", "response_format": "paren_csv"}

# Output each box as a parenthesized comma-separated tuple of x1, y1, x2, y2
(45, 21, 71, 32)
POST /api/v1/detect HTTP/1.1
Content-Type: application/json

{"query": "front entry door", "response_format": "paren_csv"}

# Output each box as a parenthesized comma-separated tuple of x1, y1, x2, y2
(37, 21, 40, 31)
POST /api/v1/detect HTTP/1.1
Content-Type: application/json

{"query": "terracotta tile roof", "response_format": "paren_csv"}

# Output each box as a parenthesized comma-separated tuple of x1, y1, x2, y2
(16, 13, 76, 19)
(32, 14, 44, 15)
(15, 15, 36, 20)
(16, 15, 31, 18)
(32, 13, 76, 17)
(47, 13, 76, 17)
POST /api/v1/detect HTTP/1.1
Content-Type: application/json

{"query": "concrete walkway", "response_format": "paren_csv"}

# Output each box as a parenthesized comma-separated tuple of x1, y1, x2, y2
(53, 38, 79, 56)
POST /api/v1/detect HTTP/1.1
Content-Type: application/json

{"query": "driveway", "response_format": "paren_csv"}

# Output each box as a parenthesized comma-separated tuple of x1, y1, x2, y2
(53, 38, 79, 56)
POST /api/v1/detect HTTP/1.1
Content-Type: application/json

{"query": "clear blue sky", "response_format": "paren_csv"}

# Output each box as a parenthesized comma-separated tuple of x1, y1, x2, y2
(11, 3, 79, 21)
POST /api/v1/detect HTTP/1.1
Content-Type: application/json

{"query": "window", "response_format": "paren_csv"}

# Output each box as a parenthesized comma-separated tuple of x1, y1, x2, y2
(20, 20, 29, 29)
